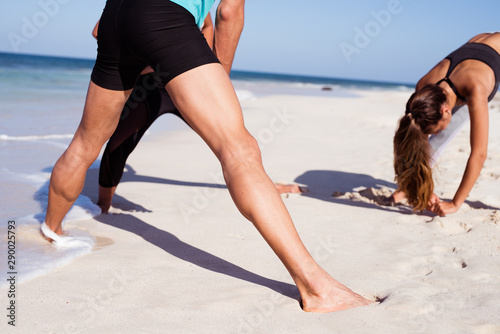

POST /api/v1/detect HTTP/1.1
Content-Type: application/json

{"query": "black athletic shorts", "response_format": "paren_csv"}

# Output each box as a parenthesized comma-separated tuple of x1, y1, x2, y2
(91, 0, 220, 91)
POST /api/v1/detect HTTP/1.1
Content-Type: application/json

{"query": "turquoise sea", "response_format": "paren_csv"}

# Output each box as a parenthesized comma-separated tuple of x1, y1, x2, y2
(0, 52, 413, 285)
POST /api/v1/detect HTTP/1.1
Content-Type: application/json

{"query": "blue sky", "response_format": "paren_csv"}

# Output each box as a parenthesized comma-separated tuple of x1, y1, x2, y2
(1, 0, 500, 84)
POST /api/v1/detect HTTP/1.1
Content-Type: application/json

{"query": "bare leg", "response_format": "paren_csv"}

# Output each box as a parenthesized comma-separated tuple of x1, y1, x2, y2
(97, 185, 117, 214)
(275, 183, 303, 194)
(391, 190, 406, 204)
(167, 63, 373, 312)
(380, 190, 406, 207)
(44, 82, 131, 235)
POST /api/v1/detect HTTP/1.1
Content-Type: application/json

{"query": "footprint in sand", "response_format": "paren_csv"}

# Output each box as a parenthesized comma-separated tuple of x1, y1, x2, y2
(472, 324, 500, 334)
(481, 172, 500, 180)
(489, 172, 500, 180)
(332, 186, 396, 206)
(436, 219, 473, 234)
(94, 236, 115, 250)
(397, 255, 435, 277)
(397, 245, 467, 277)
(490, 210, 500, 224)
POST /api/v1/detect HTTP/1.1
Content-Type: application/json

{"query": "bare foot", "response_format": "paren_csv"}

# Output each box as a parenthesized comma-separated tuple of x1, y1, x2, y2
(40, 227, 68, 242)
(40, 230, 55, 243)
(301, 286, 373, 312)
(391, 190, 406, 204)
(298, 269, 374, 312)
(97, 200, 111, 214)
(98, 185, 116, 214)
(40, 222, 94, 248)
(275, 183, 304, 194)
(379, 191, 405, 207)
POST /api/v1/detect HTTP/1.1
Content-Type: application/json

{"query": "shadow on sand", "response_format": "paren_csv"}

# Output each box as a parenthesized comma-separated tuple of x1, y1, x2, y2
(79, 167, 299, 302)
(294, 170, 414, 214)
(81, 164, 227, 213)
(294, 170, 499, 214)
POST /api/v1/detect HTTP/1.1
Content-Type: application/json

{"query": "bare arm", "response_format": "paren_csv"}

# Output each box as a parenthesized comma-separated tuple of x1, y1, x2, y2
(92, 20, 99, 39)
(213, 0, 245, 75)
(201, 13, 214, 49)
(432, 91, 489, 215)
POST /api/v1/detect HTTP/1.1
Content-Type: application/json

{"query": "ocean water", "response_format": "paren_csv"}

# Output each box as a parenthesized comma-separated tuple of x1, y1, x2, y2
(0, 52, 412, 286)
(0, 53, 100, 286)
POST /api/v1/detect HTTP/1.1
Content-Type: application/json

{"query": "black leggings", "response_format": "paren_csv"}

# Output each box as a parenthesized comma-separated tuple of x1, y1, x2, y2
(99, 74, 187, 187)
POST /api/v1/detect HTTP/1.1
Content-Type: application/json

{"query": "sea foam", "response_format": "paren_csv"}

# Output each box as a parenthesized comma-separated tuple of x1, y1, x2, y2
(0, 166, 102, 287)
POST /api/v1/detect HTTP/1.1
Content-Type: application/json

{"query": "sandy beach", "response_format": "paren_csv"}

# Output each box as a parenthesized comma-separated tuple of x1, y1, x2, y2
(2, 86, 499, 333)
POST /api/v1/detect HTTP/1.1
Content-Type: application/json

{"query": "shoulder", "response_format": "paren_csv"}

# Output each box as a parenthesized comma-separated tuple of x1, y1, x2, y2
(464, 82, 490, 103)
(416, 59, 450, 90)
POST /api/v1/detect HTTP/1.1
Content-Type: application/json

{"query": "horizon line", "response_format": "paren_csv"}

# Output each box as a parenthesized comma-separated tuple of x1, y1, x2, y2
(0, 50, 415, 88)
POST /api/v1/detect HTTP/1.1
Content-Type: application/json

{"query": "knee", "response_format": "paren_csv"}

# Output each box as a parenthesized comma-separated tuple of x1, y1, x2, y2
(73, 120, 118, 165)
(219, 134, 262, 171)
(65, 135, 103, 169)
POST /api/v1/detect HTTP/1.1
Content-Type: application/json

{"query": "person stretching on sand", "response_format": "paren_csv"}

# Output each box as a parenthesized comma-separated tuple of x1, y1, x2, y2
(40, 0, 372, 312)
(392, 32, 500, 216)
(92, 15, 300, 214)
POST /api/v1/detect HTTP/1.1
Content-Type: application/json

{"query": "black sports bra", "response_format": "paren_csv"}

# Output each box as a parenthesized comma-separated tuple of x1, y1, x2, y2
(437, 42, 500, 102)
(436, 77, 466, 102)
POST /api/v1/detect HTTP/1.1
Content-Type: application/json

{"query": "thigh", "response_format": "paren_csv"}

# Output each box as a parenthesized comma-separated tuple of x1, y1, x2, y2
(165, 63, 251, 156)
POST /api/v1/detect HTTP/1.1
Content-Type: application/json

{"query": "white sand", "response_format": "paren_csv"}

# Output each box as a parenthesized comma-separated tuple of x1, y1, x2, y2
(2, 88, 499, 333)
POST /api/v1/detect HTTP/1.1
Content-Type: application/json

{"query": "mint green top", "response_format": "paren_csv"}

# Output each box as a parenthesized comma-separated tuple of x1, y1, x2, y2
(170, 0, 216, 27)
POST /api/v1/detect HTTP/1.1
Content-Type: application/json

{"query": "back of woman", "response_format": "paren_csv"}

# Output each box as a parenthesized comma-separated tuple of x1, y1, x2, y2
(392, 32, 500, 215)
